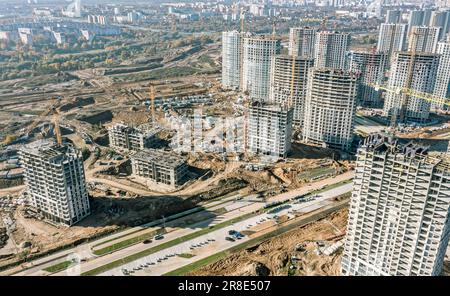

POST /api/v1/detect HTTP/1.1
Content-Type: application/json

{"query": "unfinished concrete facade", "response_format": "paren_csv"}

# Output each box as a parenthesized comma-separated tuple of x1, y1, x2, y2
(269, 54, 314, 129)
(377, 23, 408, 61)
(433, 37, 450, 110)
(130, 148, 188, 188)
(247, 102, 293, 158)
(383, 52, 439, 124)
(108, 123, 157, 152)
(314, 31, 350, 70)
(342, 135, 450, 276)
(303, 68, 358, 151)
(385, 9, 402, 24)
(347, 50, 388, 107)
(19, 140, 90, 226)
(408, 26, 441, 53)
(242, 35, 281, 100)
(288, 27, 316, 58)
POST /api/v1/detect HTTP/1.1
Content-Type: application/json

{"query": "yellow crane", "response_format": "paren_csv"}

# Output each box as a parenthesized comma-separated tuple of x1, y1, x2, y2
(20, 96, 64, 146)
(23, 97, 62, 138)
(240, 7, 245, 33)
(372, 84, 450, 108)
(288, 54, 296, 108)
(390, 31, 420, 127)
(149, 84, 156, 123)
(52, 107, 62, 146)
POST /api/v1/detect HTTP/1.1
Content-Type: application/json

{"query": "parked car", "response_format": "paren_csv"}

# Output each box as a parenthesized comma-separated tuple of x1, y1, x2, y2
(225, 236, 235, 242)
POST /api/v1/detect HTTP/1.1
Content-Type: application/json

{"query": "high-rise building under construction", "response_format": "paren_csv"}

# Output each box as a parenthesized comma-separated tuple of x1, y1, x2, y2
(269, 54, 314, 128)
(288, 27, 316, 58)
(342, 135, 450, 276)
(314, 31, 350, 70)
(303, 68, 359, 151)
(19, 140, 91, 226)
(347, 50, 388, 107)
(383, 51, 439, 124)
(242, 35, 281, 100)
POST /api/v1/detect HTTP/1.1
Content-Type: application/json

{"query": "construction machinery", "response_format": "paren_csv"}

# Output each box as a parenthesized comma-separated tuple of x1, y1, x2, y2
(19, 96, 65, 146)
(372, 84, 450, 109)
(240, 7, 245, 33)
(388, 31, 420, 128)
(321, 16, 328, 31)
(149, 84, 156, 123)
(371, 31, 450, 129)
(243, 94, 250, 161)
(23, 97, 62, 138)
(52, 106, 63, 146)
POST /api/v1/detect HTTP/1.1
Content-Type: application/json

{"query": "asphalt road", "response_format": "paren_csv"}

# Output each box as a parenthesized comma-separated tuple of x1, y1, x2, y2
(7, 172, 353, 276)
(101, 182, 352, 276)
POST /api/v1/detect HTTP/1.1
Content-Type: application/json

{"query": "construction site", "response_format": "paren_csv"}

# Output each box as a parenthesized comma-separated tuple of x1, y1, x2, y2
(0, 48, 353, 272)
(1, 4, 450, 277)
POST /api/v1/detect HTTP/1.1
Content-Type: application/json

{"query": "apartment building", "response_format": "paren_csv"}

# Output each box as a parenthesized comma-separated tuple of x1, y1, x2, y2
(131, 148, 188, 188)
(342, 134, 450, 276)
(247, 102, 293, 158)
(347, 50, 388, 107)
(242, 35, 281, 100)
(269, 54, 314, 128)
(383, 52, 440, 124)
(314, 31, 350, 70)
(433, 37, 450, 110)
(385, 10, 402, 24)
(303, 68, 359, 151)
(288, 27, 316, 58)
(377, 23, 408, 61)
(408, 26, 440, 53)
(408, 9, 433, 33)
(430, 10, 450, 41)
(19, 140, 90, 226)
(108, 123, 158, 152)
(222, 30, 247, 90)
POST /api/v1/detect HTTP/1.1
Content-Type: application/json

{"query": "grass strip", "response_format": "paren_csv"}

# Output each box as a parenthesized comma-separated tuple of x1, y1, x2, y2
(164, 199, 350, 276)
(92, 207, 206, 249)
(83, 181, 352, 275)
(177, 253, 196, 259)
(92, 229, 166, 256)
(43, 260, 73, 273)
(82, 212, 257, 276)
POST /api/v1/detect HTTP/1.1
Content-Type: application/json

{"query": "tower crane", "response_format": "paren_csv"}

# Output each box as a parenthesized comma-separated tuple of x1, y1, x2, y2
(288, 54, 296, 109)
(52, 107, 62, 146)
(390, 31, 420, 128)
(149, 84, 156, 124)
(23, 97, 62, 138)
(321, 16, 328, 31)
(372, 84, 450, 109)
(21, 96, 64, 146)
(240, 7, 245, 33)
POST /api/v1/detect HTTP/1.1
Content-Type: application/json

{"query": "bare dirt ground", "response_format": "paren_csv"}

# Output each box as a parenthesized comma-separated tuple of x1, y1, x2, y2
(189, 209, 348, 276)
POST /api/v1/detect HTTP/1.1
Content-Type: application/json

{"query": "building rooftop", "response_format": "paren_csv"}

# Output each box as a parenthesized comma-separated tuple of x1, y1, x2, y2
(131, 148, 187, 168)
(360, 134, 450, 171)
(20, 140, 78, 160)
(109, 122, 159, 137)
(250, 101, 293, 112)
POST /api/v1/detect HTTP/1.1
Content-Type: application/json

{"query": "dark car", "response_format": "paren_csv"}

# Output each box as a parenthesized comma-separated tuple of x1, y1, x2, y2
(228, 230, 237, 236)
(143, 239, 152, 244)
(225, 236, 235, 242)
